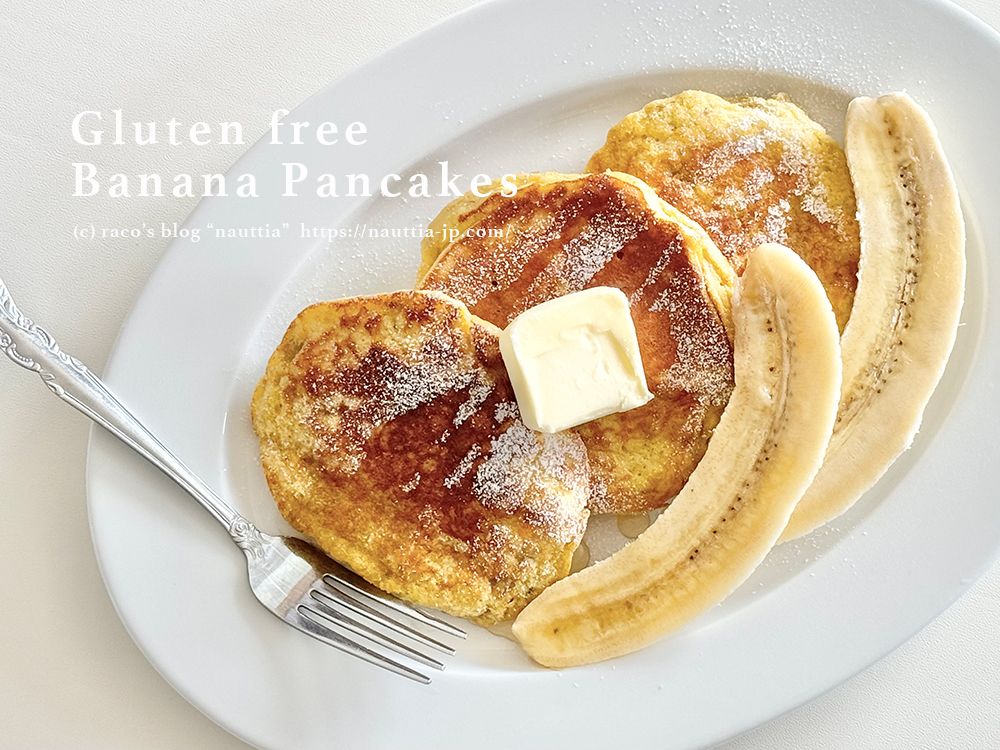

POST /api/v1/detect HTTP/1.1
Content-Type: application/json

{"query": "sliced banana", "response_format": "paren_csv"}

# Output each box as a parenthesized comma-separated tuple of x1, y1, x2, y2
(781, 93, 966, 541)
(512, 243, 841, 667)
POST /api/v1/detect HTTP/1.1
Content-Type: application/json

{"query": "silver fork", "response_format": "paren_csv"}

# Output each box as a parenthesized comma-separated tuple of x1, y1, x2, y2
(0, 277, 465, 683)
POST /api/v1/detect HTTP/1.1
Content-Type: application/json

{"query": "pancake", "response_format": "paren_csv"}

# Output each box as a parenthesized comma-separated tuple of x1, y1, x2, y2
(416, 171, 736, 514)
(587, 90, 861, 330)
(251, 290, 590, 624)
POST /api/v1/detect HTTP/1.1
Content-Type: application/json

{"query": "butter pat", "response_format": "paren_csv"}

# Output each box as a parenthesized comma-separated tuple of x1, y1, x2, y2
(499, 287, 654, 433)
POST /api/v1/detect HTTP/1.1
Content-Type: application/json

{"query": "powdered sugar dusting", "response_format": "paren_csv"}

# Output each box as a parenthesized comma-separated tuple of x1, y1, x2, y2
(424, 177, 649, 323)
(494, 400, 519, 424)
(678, 107, 851, 257)
(763, 198, 791, 245)
(440, 214, 560, 308)
(454, 377, 493, 428)
(444, 444, 482, 488)
(696, 133, 767, 180)
(651, 267, 734, 403)
(562, 209, 646, 289)
(515, 198, 647, 318)
(629, 235, 678, 306)
(306, 332, 484, 473)
(472, 422, 589, 543)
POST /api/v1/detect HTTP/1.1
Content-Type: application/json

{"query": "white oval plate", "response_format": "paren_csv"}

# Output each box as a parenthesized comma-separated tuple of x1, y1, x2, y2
(87, 0, 1000, 748)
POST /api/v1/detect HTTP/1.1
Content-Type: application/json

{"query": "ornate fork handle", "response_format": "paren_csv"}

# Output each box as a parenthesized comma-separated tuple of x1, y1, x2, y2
(0, 277, 262, 552)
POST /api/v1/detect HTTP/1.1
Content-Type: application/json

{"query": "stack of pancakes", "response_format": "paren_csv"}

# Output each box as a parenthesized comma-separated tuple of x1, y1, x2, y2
(253, 90, 861, 622)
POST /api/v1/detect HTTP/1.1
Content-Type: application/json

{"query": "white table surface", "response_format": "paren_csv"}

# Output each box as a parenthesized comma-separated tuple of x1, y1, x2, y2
(1, 1, 998, 748)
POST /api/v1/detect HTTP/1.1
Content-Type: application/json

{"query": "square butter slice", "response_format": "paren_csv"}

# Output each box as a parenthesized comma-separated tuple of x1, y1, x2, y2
(499, 287, 654, 433)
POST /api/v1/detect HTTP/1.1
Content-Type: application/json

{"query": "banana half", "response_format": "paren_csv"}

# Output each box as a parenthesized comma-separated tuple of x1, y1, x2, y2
(781, 93, 966, 541)
(512, 243, 841, 668)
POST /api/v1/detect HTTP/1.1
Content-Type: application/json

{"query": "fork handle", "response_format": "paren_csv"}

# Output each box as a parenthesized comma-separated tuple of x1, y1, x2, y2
(0, 277, 264, 553)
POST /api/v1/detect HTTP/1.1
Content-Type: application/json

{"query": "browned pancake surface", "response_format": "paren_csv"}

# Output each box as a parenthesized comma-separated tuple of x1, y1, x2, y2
(417, 172, 735, 513)
(251, 291, 590, 624)
(588, 91, 860, 330)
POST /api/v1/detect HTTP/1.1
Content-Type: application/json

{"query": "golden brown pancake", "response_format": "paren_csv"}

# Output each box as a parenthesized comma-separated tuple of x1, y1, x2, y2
(251, 290, 590, 624)
(588, 90, 860, 330)
(416, 171, 736, 514)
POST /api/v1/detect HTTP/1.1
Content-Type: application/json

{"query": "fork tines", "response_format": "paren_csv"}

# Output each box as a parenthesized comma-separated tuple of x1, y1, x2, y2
(294, 571, 466, 684)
